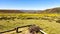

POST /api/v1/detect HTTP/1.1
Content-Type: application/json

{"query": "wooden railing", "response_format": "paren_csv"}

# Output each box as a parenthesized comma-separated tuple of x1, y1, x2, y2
(0, 25, 32, 34)
(0, 25, 47, 34)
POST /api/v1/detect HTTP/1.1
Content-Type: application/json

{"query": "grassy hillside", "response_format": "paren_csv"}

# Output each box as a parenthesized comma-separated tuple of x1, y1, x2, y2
(40, 7, 60, 14)
(0, 13, 60, 34)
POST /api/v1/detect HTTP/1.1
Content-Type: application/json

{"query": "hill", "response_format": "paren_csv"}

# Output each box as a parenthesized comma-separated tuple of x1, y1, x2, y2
(0, 10, 24, 13)
(0, 7, 60, 13)
(40, 7, 60, 14)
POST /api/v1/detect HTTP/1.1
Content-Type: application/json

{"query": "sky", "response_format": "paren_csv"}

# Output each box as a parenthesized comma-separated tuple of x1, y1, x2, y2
(0, 0, 60, 10)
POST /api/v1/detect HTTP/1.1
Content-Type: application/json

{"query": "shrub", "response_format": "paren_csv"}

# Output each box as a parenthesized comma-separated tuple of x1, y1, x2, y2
(56, 20, 60, 23)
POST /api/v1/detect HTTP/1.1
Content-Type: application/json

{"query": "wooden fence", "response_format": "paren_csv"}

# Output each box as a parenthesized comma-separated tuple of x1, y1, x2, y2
(0, 25, 47, 34)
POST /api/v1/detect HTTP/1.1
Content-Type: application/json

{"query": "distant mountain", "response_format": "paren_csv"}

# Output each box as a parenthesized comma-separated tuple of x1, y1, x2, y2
(40, 7, 60, 14)
(0, 10, 42, 13)
(0, 10, 24, 13)
(0, 7, 60, 13)
(20, 10, 42, 13)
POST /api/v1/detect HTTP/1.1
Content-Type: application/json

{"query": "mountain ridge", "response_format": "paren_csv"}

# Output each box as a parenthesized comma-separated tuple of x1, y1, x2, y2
(0, 7, 60, 13)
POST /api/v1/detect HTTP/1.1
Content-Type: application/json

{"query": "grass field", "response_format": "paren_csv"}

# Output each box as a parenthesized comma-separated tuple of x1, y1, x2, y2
(0, 13, 60, 34)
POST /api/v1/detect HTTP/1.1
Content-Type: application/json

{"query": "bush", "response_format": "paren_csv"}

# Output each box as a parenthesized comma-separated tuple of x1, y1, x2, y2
(56, 20, 60, 23)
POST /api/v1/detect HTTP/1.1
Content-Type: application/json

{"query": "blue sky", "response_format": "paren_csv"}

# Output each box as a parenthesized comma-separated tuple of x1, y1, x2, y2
(0, 0, 60, 10)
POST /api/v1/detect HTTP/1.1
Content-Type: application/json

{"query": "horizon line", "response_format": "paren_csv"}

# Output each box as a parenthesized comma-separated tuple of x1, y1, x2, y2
(0, 7, 60, 10)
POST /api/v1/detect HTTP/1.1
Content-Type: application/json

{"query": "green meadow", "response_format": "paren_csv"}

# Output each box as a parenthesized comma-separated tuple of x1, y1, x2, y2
(0, 13, 60, 34)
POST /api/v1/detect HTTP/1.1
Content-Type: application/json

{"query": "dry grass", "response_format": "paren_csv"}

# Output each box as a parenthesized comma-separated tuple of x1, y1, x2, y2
(0, 13, 60, 34)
